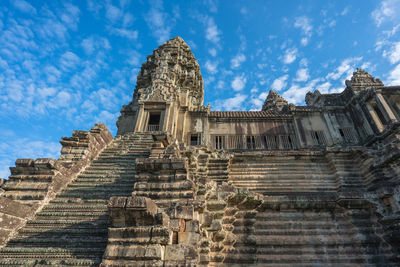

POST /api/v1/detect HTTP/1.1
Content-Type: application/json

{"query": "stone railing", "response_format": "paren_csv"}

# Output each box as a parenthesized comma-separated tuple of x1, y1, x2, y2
(0, 123, 113, 247)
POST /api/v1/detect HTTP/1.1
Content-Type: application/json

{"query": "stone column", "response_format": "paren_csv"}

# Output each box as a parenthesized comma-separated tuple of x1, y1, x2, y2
(366, 103, 384, 132)
(323, 113, 341, 144)
(375, 93, 398, 123)
(162, 103, 171, 132)
(134, 104, 145, 132)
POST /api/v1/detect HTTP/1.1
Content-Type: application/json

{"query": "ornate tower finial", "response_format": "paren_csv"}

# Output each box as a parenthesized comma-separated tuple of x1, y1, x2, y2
(261, 89, 288, 111)
(134, 36, 204, 105)
(345, 68, 383, 93)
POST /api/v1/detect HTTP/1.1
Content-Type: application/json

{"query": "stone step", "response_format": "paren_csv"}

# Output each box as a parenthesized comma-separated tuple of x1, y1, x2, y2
(7, 237, 107, 247)
(133, 190, 194, 199)
(17, 228, 108, 237)
(0, 258, 100, 267)
(134, 181, 194, 191)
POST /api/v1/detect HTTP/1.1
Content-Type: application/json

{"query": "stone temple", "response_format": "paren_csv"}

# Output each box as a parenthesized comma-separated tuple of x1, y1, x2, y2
(0, 36, 399, 266)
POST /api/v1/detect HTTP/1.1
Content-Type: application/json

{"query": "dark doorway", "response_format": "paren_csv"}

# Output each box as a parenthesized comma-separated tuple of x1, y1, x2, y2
(147, 113, 161, 131)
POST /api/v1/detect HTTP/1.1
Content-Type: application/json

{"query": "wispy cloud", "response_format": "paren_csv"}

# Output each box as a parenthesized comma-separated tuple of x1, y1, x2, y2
(12, 0, 37, 14)
(294, 16, 312, 46)
(388, 63, 400, 84)
(326, 57, 362, 80)
(145, 0, 177, 44)
(282, 48, 298, 64)
(214, 94, 247, 111)
(231, 74, 247, 91)
(383, 42, 400, 64)
(372, 0, 400, 26)
(294, 68, 310, 82)
(205, 59, 219, 74)
(205, 17, 221, 45)
(231, 53, 246, 68)
(271, 75, 289, 91)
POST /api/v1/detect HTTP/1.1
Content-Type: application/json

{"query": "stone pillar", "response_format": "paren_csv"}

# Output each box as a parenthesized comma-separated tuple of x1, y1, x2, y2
(134, 104, 145, 132)
(375, 93, 398, 123)
(366, 103, 384, 132)
(162, 103, 171, 132)
(323, 113, 341, 144)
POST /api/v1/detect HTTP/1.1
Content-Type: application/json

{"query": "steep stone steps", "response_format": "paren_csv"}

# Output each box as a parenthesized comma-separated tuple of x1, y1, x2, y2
(229, 155, 337, 193)
(225, 206, 394, 265)
(207, 158, 229, 183)
(0, 132, 153, 266)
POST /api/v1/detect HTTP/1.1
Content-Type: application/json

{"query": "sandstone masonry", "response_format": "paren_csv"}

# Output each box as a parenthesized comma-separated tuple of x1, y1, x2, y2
(0, 37, 399, 266)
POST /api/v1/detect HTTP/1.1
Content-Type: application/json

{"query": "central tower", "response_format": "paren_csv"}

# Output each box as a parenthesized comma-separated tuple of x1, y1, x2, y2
(117, 37, 204, 140)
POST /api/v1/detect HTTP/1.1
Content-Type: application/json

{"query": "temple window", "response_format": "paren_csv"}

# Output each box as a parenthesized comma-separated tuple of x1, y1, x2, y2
(190, 134, 201, 146)
(264, 135, 279, 150)
(339, 128, 357, 143)
(280, 135, 294, 149)
(147, 113, 161, 131)
(311, 131, 326, 146)
(246, 136, 256, 150)
(214, 136, 224, 150)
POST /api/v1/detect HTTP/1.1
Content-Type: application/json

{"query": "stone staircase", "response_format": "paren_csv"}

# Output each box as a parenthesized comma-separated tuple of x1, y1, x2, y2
(0, 133, 153, 266)
(229, 153, 337, 194)
(207, 158, 229, 184)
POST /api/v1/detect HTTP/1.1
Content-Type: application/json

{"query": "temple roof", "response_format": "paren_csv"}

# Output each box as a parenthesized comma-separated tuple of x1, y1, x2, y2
(209, 111, 290, 118)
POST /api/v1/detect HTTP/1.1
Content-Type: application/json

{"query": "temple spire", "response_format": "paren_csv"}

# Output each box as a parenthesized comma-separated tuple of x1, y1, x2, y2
(261, 89, 288, 111)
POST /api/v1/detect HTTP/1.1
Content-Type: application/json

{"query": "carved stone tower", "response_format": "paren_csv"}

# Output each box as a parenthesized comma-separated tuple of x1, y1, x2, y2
(116, 37, 204, 141)
(261, 89, 288, 112)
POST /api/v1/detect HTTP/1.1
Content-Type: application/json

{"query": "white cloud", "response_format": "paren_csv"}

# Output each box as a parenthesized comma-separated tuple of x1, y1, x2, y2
(205, 17, 221, 44)
(326, 57, 362, 80)
(231, 75, 247, 91)
(145, 1, 175, 44)
(106, 4, 123, 22)
(271, 74, 289, 91)
(231, 53, 246, 69)
(81, 36, 111, 55)
(204, 0, 218, 13)
(250, 91, 268, 110)
(12, 0, 37, 14)
(111, 28, 138, 40)
(383, 42, 400, 64)
(282, 48, 297, 64)
(94, 110, 119, 126)
(341, 6, 350, 16)
(294, 16, 312, 46)
(126, 50, 141, 66)
(82, 37, 94, 54)
(61, 3, 80, 30)
(295, 68, 310, 82)
(205, 60, 219, 74)
(54, 91, 72, 108)
(283, 78, 321, 104)
(214, 94, 247, 111)
(60, 51, 80, 71)
(209, 48, 217, 57)
(372, 0, 400, 26)
(388, 63, 400, 84)
(318, 81, 332, 93)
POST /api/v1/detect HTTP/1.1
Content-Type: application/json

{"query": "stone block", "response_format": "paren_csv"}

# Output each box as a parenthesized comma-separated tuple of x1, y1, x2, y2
(178, 232, 200, 245)
(15, 159, 34, 167)
(209, 220, 222, 231)
(206, 200, 227, 211)
(164, 244, 197, 261)
(185, 220, 199, 232)
(175, 205, 193, 220)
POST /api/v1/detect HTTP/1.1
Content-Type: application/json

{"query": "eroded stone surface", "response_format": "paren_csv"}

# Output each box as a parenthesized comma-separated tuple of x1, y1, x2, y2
(0, 37, 399, 266)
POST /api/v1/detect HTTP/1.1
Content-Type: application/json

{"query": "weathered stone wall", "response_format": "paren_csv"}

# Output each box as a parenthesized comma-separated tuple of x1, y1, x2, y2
(0, 123, 113, 248)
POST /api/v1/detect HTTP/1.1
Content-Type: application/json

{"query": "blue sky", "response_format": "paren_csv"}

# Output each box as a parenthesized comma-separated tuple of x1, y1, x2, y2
(1, 0, 400, 178)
